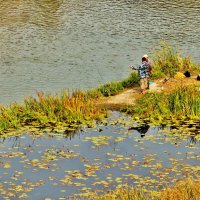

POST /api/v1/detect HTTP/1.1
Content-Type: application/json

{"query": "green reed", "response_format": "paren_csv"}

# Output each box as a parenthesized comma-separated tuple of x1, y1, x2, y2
(132, 85, 200, 121)
(151, 41, 198, 78)
(0, 90, 106, 133)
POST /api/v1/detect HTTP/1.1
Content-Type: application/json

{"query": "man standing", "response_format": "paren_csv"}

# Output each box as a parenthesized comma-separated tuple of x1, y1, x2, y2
(143, 54, 152, 75)
(129, 56, 150, 94)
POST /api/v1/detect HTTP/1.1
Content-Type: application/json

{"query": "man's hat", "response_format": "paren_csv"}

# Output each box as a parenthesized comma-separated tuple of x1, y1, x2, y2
(142, 54, 148, 58)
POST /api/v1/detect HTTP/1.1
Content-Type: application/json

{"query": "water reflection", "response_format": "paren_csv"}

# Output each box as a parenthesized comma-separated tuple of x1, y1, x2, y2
(128, 124, 150, 138)
(0, 0, 63, 27)
(127, 122, 200, 144)
(0, 119, 199, 199)
(31, 0, 64, 28)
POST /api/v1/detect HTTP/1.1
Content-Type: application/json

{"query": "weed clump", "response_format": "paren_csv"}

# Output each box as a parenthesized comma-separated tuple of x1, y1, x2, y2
(151, 42, 198, 78)
(131, 85, 200, 121)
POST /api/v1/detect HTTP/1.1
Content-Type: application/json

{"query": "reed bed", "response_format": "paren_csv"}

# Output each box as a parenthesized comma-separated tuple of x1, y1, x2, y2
(132, 85, 200, 121)
(95, 178, 200, 200)
(151, 42, 199, 78)
(0, 72, 139, 133)
(0, 90, 106, 133)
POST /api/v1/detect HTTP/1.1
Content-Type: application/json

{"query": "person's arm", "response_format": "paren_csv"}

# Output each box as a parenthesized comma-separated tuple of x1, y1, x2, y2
(129, 64, 138, 70)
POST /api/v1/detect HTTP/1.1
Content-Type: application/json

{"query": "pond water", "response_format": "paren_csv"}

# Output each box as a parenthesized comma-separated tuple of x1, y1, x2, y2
(1, 0, 200, 104)
(0, 112, 199, 199)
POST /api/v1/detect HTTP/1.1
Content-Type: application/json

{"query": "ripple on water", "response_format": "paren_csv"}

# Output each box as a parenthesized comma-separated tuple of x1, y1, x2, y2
(0, 0, 200, 104)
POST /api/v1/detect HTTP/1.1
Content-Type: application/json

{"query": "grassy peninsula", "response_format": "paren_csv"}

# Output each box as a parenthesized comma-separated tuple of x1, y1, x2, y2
(0, 43, 199, 135)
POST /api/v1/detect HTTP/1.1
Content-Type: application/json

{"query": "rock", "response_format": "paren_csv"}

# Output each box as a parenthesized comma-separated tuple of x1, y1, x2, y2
(184, 71, 191, 77)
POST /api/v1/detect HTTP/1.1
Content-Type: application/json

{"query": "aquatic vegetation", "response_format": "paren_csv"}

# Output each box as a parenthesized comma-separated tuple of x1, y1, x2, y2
(131, 85, 200, 122)
(98, 81, 124, 97)
(0, 112, 199, 199)
(96, 178, 200, 200)
(152, 41, 199, 78)
(0, 90, 106, 134)
(0, 72, 139, 134)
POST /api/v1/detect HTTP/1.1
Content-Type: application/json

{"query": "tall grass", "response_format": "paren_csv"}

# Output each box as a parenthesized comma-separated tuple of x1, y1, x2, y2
(95, 178, 200, 200)
(0, 90, 106, 133)
(0, 72, 139, 133)
(151, 42, 198, 78)
(132, 85, 200, 120)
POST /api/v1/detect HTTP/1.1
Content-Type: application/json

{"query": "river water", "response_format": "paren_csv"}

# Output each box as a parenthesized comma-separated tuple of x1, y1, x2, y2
(0, 112, 199, 199)
(0, 0, 200, 104)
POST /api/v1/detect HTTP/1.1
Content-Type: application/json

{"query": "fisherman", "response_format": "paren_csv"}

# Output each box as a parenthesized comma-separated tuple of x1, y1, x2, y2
(142, 54, 152, 74)
(129, 56, 150, 94)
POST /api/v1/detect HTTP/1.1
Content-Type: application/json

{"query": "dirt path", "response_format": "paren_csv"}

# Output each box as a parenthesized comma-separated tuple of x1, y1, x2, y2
(97, 77, 200, 110)
(98, 88, 140, 109)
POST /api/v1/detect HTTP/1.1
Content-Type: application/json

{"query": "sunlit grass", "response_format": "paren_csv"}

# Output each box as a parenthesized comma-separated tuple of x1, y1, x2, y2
(151, 41, 199, 78)
(0, 72, 140, 134)
(131, 85, 200, 121)
(0, 90, 106, 133)
(95, 178, 200, 200)
(161, 179, 200, 200)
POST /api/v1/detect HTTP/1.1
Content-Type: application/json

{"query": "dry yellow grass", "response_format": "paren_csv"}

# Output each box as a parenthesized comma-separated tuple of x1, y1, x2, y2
(95, 178, 200, 200)
(161, 179, 200, 200)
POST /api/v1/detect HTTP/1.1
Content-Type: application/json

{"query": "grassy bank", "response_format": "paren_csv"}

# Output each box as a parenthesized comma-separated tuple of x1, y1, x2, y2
(123, 85, 200, 123)
(0, 42, 199, 133)
(0, 90, 107, 134)
(0, 71, 140, 134)
(95, 178, 200, 200)
(87, 71, 139, 98)
(0, 70, 140, 135)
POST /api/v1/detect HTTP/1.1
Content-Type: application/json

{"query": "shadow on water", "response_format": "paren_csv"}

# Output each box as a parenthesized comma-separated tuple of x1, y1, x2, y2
(127, 120, 200, 145)
(128, 124, 150, 138)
